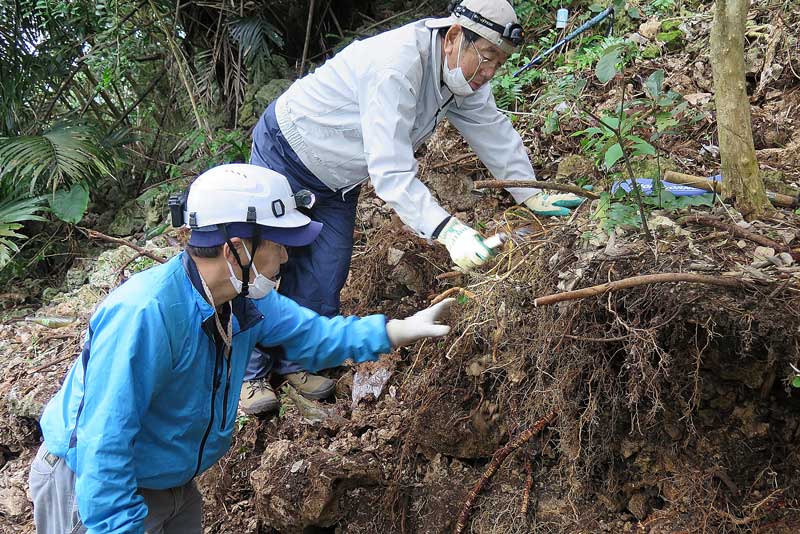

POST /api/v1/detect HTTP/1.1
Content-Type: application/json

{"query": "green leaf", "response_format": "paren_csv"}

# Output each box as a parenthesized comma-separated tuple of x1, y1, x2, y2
(627, 7, 642, 19)
(792, 375, 800, 389)
(49, 184, 89, 224)
(0, 124, 112, 193)
(645, 69, 665, 98)
(596, 47, 622, 84)
(604, 143, 624, 170)
(632, 140, 657, 157)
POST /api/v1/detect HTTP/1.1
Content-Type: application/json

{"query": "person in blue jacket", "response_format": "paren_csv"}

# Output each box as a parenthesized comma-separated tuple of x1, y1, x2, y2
(28, 163, 454, 534)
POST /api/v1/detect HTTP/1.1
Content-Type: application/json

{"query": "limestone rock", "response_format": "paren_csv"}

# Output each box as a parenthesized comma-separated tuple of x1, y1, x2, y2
(250, 439, 382, 532)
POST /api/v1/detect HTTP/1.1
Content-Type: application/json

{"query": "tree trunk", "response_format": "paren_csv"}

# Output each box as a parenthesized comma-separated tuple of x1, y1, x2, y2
(709, 0, 771, 217)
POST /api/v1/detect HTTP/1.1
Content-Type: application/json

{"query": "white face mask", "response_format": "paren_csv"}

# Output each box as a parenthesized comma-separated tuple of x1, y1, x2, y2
(442, 34, 476, 97)
(226, 242, 277, 299)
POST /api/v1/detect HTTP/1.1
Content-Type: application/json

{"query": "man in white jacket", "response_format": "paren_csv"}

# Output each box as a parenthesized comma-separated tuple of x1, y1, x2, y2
(240, 0, 584, 413)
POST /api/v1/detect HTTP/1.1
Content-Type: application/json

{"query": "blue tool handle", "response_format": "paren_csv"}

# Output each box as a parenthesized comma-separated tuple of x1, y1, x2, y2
(513, 6, 615, 78)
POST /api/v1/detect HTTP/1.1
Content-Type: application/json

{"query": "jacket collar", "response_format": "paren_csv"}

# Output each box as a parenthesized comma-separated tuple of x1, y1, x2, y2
(181, 252, 264, 336)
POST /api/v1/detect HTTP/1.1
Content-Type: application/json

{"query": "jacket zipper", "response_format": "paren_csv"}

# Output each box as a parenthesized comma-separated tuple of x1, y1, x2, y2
(220, 354, 232, 430)
(194, 338, 222, 477)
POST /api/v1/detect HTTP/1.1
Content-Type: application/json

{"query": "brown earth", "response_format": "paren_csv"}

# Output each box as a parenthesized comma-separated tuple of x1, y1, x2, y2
(2, 2, 800, 533)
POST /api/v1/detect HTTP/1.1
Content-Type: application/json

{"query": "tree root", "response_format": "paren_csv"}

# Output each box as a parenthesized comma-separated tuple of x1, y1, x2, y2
(454, 410, 557, 534)
(534, 273, 747, 307)
(431, 286, 475, 305)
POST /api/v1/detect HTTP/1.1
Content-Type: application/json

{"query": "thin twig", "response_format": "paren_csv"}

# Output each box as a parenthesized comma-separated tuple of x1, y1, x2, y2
(357, 2, 428, 35)
(534, 273, 747, 307)
(473, 180, 599, 199)
(429, 153, 478, 171)
(78, 227, 166, 264)
(454, 411, 557, 534)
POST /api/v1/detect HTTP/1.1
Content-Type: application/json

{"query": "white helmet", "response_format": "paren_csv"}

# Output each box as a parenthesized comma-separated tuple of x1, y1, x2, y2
(170, 163, 322, 248)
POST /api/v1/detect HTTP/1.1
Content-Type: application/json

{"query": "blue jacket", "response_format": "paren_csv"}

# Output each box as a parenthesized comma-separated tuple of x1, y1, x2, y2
(39, 252, 391, 533)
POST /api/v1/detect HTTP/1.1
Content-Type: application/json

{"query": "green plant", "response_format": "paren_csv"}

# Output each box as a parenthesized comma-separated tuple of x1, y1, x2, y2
(0, 124, 112, 194)
(0, 194, 48, 269)
(646, 0, 677, 15)
(235, 414, 252, 432)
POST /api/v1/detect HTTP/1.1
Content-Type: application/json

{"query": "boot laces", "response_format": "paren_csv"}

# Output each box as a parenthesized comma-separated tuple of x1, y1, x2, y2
(247, 377, 272, 397)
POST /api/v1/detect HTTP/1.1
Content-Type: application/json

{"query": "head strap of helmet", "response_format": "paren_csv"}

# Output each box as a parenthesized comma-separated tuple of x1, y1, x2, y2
(219, 223, 261, 298)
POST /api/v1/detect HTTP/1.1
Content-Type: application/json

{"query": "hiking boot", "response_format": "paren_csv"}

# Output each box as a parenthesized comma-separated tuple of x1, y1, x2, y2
(239, 378, 279, 415)
(285, 371, 335, 400)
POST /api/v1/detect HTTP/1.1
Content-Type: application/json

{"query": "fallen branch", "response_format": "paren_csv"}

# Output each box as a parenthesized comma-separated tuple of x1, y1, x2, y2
(472, 180, 600, 200)
(454, 411, 557, 534)
(682, 215, 792, 254)
(534, 273, 746, 307)
(78, 227, 166, 264)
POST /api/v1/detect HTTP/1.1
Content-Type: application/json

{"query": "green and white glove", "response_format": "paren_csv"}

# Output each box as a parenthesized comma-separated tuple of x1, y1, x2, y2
(523, 191, 585, 217)
(436, 218, 495, 270)
(386, 298, 454, 347)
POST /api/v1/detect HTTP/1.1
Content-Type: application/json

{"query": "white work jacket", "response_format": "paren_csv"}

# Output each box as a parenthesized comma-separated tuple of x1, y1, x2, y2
(275, 19, 538, 238)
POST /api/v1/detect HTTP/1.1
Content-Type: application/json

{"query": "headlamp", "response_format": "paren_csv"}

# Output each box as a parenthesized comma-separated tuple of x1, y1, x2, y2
(451, 4, 525, 47)
(293, 189, 315, 209)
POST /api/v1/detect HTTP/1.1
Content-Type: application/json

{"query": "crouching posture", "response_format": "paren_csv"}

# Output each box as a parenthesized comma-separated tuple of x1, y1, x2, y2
(29, 164, 453, 534)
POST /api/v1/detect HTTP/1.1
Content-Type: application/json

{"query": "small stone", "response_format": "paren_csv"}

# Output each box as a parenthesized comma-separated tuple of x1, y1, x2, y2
(290, 460, 304, 474)
(387, 248, 404, 266)
(627, 492, 650, 520)
(0, 486, 29, 517)
(753, 246, 776, 264)
(736, 240, 748, 249)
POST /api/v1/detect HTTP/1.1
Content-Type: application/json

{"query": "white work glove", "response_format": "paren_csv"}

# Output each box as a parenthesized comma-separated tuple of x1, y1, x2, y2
(523, 191, 585, 217)
(386, 298, 454, 347)
(436, 218, 496, 270)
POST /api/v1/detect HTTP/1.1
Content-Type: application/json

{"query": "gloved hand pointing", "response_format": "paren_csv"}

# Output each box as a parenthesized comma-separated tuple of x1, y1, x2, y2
(523, 191, 585, 217)
(386, 298, 454, 347)
(436, 218, 496, 270)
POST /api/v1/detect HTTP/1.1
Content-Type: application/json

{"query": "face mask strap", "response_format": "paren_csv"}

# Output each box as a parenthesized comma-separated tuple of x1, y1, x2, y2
(221, 224, 261, 297)
(451, 33, 479, 86)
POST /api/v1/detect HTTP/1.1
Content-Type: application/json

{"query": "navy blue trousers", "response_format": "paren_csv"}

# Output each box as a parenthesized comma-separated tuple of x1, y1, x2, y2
(244, 101, 360, 380)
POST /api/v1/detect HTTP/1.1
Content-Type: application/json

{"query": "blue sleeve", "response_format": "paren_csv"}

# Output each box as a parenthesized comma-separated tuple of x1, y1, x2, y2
(75, 302, 171, 534)
(255, 292, 392, 372)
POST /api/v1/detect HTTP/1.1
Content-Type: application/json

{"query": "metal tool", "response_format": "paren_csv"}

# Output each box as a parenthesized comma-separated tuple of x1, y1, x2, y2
(513, 6, 615, 78)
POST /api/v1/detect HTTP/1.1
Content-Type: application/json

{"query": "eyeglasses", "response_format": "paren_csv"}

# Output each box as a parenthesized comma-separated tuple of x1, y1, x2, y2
(460, 39, 504, 82)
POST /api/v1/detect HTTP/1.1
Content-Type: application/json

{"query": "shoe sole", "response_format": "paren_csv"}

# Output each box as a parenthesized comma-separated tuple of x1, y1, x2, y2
(240, 399, 280, 415)
(295, 383, 336, 401)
